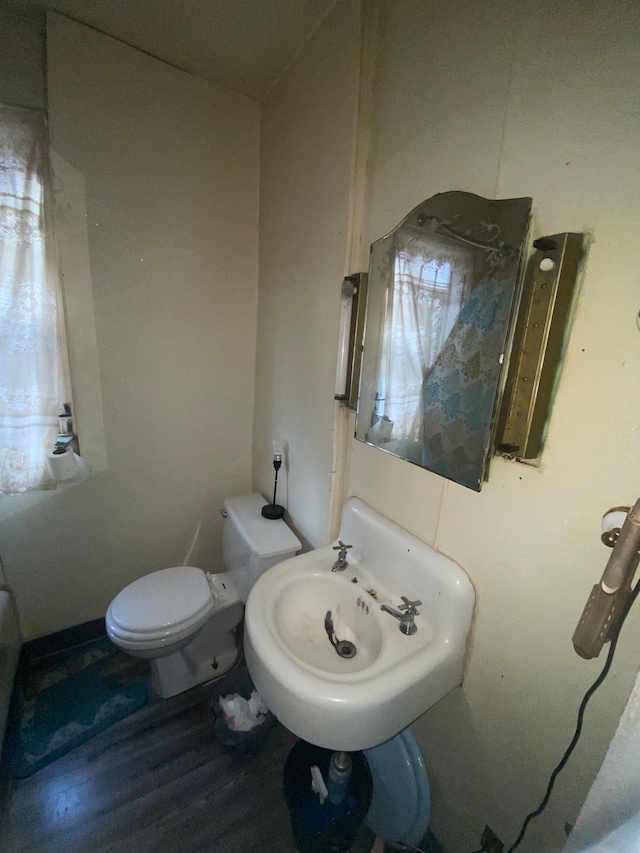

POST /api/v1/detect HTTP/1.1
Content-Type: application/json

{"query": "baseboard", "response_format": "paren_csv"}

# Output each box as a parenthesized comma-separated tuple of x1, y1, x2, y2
(21, 618, 107, 665)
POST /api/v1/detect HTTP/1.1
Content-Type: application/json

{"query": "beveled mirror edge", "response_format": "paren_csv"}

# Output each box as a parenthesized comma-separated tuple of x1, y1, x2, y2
(368, 191, 534, 255)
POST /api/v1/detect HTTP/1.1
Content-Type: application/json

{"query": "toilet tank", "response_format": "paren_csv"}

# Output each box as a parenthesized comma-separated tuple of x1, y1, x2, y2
(223, 493, 302, 602)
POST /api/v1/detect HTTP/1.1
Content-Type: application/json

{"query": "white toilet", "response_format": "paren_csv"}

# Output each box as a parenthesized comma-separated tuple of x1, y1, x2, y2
(106, 493, 301, 698)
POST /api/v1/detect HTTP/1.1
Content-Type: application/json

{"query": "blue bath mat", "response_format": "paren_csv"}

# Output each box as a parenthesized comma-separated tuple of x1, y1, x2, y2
(8, 636, 148, 777)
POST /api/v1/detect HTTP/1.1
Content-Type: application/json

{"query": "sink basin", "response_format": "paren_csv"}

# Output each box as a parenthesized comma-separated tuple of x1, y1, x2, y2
(274, 572, 384, 673)
(244, 497, 475, 751)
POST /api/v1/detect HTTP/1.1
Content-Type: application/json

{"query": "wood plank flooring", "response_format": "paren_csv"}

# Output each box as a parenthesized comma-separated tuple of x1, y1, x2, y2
(0, 663, 379, 853)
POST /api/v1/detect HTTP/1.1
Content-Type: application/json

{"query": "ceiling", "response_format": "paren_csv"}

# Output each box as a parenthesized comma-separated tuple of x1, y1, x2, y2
(10, 0, 337, 100)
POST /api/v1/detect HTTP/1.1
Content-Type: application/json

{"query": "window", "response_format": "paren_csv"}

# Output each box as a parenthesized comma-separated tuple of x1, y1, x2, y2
(0, 104, 71, 494)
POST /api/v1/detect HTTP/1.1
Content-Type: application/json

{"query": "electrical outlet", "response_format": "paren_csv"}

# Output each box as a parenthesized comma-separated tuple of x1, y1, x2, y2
(481, 825, 504, 853)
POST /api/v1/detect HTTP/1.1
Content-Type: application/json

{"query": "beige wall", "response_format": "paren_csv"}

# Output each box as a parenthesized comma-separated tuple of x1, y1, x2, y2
(0, 3, 46, 111)
(253, 0, 361, 548)
(345, 1, 640, 851)
(0, 15, 260, 639)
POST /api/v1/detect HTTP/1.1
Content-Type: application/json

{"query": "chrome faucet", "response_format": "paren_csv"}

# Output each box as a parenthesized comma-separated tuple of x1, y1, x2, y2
(380, 596, 422, 635)
(331, 541, 352, 571)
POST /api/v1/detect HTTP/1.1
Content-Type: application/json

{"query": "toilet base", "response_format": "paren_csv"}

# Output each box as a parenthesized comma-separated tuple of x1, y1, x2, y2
(150, 606, 242, 699)
(151, 643, 238, 698)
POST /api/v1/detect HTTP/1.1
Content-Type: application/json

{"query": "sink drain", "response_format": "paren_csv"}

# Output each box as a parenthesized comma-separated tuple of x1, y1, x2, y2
(324, 611, 357, 659)
(335, 640, 356, 658)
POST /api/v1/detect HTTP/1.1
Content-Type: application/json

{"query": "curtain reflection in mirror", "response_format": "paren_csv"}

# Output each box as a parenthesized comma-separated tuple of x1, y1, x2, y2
(421, 274, 514, 488)
(366, 229, 474, 463)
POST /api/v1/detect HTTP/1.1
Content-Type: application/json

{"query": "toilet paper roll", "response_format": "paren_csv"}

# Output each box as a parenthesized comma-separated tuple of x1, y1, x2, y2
(47, 448, 91, 491)
(55, 460, 90, 491)
(67, 453, 90, 483)
(46, 446, 79, 481)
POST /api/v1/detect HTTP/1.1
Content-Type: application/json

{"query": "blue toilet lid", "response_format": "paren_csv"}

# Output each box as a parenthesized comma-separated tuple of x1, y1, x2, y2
(363, 728, 431, 848)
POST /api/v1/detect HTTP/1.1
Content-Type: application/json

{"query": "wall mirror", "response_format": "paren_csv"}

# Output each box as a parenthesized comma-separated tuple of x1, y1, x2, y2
(355, 191, 531, 491)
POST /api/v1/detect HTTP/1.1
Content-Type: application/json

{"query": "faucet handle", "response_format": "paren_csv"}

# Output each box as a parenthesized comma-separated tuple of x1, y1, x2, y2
(381, 597, 422, 635)
(331, 541, 353, 572)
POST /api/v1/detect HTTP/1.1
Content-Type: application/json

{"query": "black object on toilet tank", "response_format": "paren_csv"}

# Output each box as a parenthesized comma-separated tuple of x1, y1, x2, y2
(283, 739, 372, 853)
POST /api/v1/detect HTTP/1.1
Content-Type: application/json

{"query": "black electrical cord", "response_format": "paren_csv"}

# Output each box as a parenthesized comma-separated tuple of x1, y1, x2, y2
(502, 579, 640, 853)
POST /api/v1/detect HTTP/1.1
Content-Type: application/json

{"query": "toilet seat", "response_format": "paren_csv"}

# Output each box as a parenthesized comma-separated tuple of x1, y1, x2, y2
(106, 566, 217, 648)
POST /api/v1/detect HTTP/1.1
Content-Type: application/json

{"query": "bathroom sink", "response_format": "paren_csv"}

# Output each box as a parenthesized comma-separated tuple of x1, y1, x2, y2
(244, 498, 475, 751)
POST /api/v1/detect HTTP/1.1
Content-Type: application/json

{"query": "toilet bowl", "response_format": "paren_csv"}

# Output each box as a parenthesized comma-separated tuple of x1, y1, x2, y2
(105, 493, 301, 699)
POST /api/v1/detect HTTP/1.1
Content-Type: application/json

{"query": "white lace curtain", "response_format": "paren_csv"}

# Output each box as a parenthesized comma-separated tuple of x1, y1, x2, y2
(380, 229, 469, 441)
(0, 105, 71, 494)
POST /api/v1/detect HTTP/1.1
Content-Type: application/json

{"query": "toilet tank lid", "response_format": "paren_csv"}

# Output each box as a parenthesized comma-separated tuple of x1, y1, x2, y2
(224, 494, 302, 558)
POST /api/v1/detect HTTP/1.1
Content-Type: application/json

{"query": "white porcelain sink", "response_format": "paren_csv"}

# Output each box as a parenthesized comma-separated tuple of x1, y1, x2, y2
(244, 497, 475, 751)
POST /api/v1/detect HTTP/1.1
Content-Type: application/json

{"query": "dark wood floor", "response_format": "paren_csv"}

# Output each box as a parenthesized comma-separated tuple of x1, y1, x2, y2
(0, 663, 379, 853)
